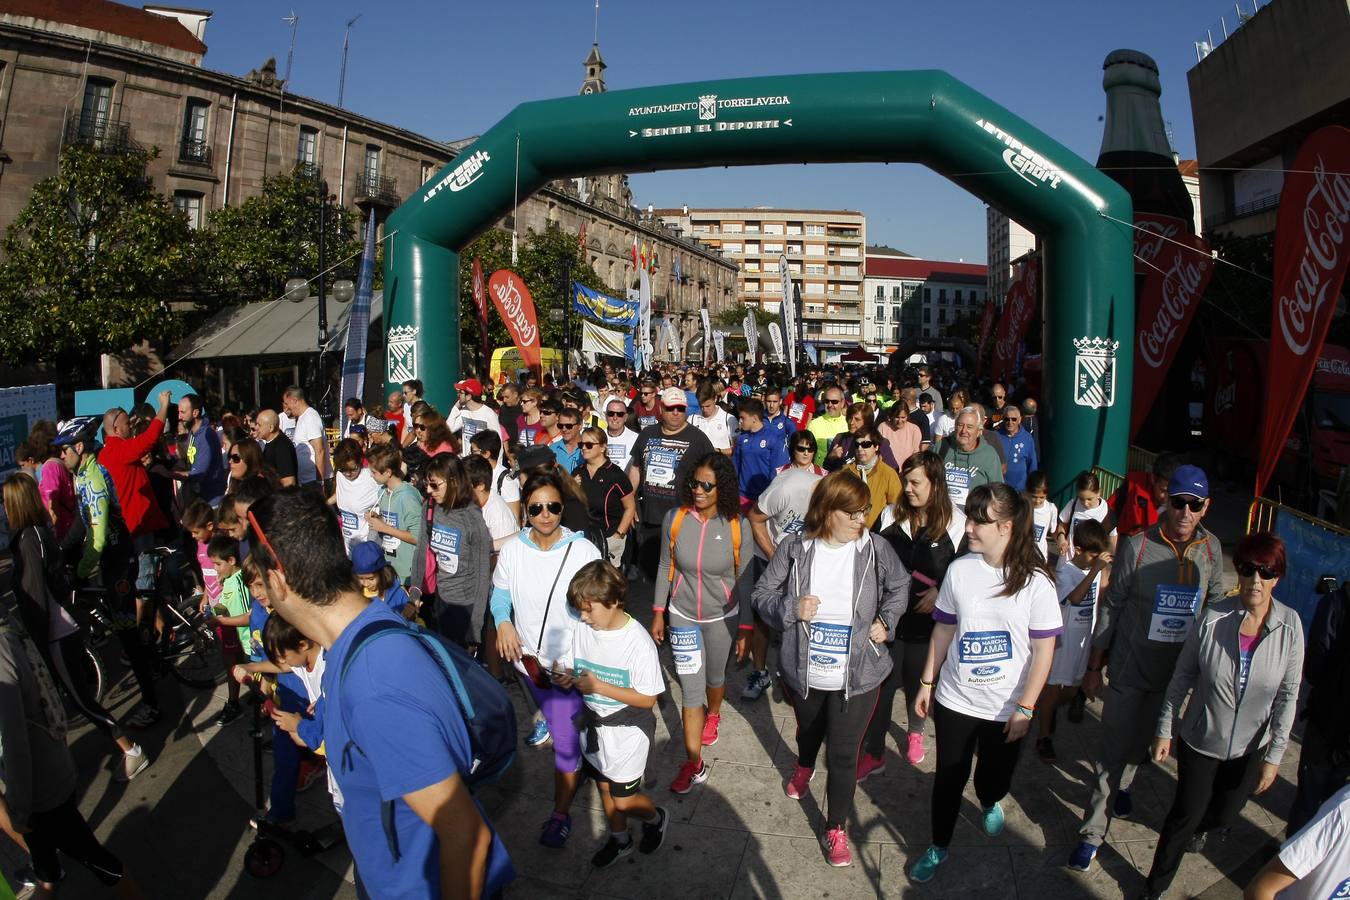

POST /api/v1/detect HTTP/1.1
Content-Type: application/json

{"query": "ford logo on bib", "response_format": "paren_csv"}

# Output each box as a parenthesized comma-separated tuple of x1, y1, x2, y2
(1162, 617, 1186, 630)
(810, 654, 836, 666)
(972, 665, 1001, 677)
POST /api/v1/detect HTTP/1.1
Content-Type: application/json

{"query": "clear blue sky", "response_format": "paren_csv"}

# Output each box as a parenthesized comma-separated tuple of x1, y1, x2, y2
(201, 0, 1245, 262)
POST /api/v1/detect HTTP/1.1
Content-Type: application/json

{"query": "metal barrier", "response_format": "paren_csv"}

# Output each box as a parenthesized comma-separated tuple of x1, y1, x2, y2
(1092, 465, 1124, 503)
(1126, 445, 1157, 475)
(1247, 497, 1350, 538)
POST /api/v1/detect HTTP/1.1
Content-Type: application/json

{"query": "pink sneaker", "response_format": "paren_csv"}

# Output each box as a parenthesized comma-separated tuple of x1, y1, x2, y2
(906, 732, 927, 765)
(823, 826, 853, 866)
(856, 752, 886, 783)
(701, 712, 721, 747)
(786, 764, 813, 800)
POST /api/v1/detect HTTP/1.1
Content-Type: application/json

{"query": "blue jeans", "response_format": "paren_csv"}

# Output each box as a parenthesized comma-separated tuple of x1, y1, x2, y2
(269, 673, 308, 821)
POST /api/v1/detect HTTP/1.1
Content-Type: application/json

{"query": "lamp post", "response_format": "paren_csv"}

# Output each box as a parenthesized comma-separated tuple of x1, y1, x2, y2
(285, 177, 354, 420)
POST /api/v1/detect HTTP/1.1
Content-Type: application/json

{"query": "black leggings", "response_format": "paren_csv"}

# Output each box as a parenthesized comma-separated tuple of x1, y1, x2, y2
(43, 634, 123, 739)
(863, 638, 928, 756)
(784, 682, 879, 828)
(1147, 740, 1263, 893)
(26, 791, 125, 886)
(931, 701, 1025, 848)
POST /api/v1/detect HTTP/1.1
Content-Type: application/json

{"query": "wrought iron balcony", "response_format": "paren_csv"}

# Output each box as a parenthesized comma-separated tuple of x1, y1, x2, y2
(64, 113, 138, 154)
(177, 137, 212, 167)
(354, 172, 400, 207)
(294, 161, 322, 182)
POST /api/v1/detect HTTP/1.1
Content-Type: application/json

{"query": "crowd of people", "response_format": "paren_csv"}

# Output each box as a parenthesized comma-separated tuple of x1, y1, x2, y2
(0, 357, 1345, 900)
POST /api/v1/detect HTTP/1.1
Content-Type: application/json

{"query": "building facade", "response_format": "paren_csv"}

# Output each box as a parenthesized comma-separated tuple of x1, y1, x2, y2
(985, 206, 1036, 306)
(864, 252, 988, 351)
(655, 206, 866, 356)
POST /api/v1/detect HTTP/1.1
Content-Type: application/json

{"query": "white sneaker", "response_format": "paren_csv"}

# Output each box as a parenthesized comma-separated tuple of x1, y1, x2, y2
(116, 745, 151, 782)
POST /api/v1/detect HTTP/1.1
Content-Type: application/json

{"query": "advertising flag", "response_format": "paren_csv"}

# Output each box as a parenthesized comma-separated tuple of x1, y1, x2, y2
(1129, 213, 1215, 439)
(572, 282, 639, 327)
(713, 331, 725, 362)
(990, 259, 1040, 385)
(638, 267, 654, 371)
(768, 322, 785, 363)
(673, 257, 683, 283)
(975, 299, 996, 378)
(472, 256, 491, 371)
(1257, 125, 1350, 497)
(779, 254, 797, 377)
(340, 211, 378, 403)
(487, 269, 542, 374)
(700, 308, 713, 363)
(743, 313, 758, 366)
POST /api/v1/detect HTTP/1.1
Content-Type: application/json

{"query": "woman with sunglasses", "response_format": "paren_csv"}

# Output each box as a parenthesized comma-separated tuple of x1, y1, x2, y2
(842, 426, 901, 530)
(224, 435, 274, 493)
(863, 451, 967, 774)
(824, 402, 875, 473)
(1140, 532, 1303, 899)
(515, 387, 547, 446)
(413, 409, 457, 457)
(410, 453, 492, 650)
(909, 483, 1061, 884)
(878, 402, 922, 472)
(576, 426, 636, 566)
(331, 438, 381, 554)
(492, 470, 602, 849)
(652, 452, 753, 795)
(751, 470, 908, 867)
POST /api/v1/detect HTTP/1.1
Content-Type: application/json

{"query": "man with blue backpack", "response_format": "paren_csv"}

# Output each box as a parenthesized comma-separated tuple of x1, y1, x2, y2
(247, 487, 515, 899)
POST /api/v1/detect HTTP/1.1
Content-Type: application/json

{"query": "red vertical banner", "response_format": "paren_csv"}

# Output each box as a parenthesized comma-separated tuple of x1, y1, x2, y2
(472, 256, 491, 377)
(488, 269, 542, 375)
(1257, 125, 1350, 496)
(991, 259, 1039, 385)
(1129, 214, 1215, 439)
(975, 299, 996, 377)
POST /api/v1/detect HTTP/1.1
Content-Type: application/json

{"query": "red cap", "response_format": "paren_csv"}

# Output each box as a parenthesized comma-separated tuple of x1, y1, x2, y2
(455, 378, 484, 397)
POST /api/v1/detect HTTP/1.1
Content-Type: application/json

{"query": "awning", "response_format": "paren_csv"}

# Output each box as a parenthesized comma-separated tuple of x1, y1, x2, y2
(173, 291, 383, 359)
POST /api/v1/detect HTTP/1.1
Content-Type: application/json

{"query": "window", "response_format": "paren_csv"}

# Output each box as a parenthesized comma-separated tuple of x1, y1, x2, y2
(891, 286, 901, 301)
(364, 145, 381, 182)
(939, 309, 948, 325)
(764, 259, 779, 272)
(787, 224, 802, 235)
(892, 325, 901, 342)
(938, 288, 947, 302)
(81, 78, 114, 127)
(180, 99, 209, 164)
(805, 263, 825, 275)
(806, 282, 825, 295)
(173, 191, 203, 230)
(744, 221, 760, 233)
(805, 224, 825, 235)
(764, 242, 783, 254)
(787, 243, 802, 255)
(421, 161, 436, 184)
(764, 223, 784, 234)
(923, 307, 932, 323)
(744, 243, 760, 255)
(805, 243, 825, 256)
(924, 288, 931, 302)
(722, 242, 742, 254)
(297, 126, 318, 165)
(902, 283, 920, 302)
(875, 285, 884, 300)
(723, 222, 742, 233)
(892, 305, 902, 321)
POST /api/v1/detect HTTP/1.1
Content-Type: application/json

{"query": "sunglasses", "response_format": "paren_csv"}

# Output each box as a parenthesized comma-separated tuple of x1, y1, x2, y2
(641, 391, 656, 396)
(558, 423, 576, 430)
(579, 441, 600, 450)
(606, 411, 627, 418)
(1169, 496, 1206, 513)
(426, 479, 446, 491)
(528, 501, 564, 517)
(665, 405, 687, 413)
(689, 478, 717, 493)
(229, 453, 243, 463)
(856, 440, 877, 449)
(1236, 561, 1279, 580)
(792, 445, 814, 453)
(824, 398, 843, 406)
(414, 423, 427, 431)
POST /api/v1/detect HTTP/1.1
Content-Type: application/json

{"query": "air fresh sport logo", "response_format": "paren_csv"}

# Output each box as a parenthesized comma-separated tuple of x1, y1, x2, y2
(423, 150, 491, 202)
(1073, 336, 1119, 409)
(387, 325, 418, 383)
(976, 118, 1064, 190)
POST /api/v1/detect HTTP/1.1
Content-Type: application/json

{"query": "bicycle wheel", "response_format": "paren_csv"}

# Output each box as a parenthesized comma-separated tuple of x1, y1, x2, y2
(167, 620, 223, 689)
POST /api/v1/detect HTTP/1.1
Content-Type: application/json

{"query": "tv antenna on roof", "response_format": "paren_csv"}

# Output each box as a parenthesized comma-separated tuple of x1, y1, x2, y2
(594, 0, 600, 45)
(280, 11, 298, 114)
(338, 14, 361, 108)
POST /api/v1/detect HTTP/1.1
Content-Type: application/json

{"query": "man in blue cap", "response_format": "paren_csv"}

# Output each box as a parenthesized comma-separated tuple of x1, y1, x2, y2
(1068, 464, 1227, 872)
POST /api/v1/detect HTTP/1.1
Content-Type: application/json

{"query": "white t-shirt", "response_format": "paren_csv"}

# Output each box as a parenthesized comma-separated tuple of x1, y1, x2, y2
(1059, 498, 1114, 550)
(603, 427, 639, 472)
(1048, 557, 1101, 687)
(1032, 500, 1060, 561)
(805, 538, 858, 691)
(451, 403, 503, 457)
(690, 410, 736, 451)
(492, 531, 601, 670)
(480, 493, 519, 545)
(291, 650, 343, 810)
(491, 463, 521, 506)
(933, 412, 956, 440)
(284, 406, 325, 484)
(1276, 783, 1350, 900)
(335, 468, 381, 553)
(573, 614, 665, 783)
(933, 555, 1063, 722)
(755, 466, 823, 558)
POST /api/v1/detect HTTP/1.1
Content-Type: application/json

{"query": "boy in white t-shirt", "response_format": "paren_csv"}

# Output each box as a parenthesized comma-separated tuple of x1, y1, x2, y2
(1245, 782, 1350, 900)
(1035, 519, 1112, 763)
(1025, 472, 1059, 562)
(552, 560, 669, 869)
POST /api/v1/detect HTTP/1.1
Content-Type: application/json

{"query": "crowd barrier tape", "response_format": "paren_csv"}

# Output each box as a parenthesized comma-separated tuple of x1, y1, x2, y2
(1248, 498, 1350, 636)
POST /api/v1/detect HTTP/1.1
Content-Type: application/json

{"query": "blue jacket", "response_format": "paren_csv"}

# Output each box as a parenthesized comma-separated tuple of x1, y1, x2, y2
(998, 427, 1037, 492)
(732, 426, 789, 501)
(765, 413, 797, 449)
(188, 420, 227, 505)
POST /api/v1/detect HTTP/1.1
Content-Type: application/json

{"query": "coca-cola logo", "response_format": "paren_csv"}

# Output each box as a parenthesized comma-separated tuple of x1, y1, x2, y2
(490, 272, 538, 346)
(1278, 155, 1350, 356)
(1213, 380, 1237, 416)
(1317, 356, 1350, 376)
(1135, 215, 1184, 268)
(1138, 250, 1212, 369)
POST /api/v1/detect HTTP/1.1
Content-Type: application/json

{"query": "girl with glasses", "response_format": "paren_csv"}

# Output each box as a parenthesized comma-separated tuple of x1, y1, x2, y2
(1141, 531, 1302, 899)
(751, 470, 909, 868)
(491, 470, 603, 849)
(410, 453, 491, 652)
(842, 426, 901, 529)
(331, 438, 381, 554)
(910, 483, 1061, 884)
(652, 452, 753, 795)
(577, 427, 636, 567)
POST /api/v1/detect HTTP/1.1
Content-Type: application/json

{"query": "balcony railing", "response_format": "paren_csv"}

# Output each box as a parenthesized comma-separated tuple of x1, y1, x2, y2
(64, 113, 138, 154)
(1203, 192, 1280, 230)
(177, 137, 212, 167)
(294, 161, 321, 182)
(355, 172, 400, 207)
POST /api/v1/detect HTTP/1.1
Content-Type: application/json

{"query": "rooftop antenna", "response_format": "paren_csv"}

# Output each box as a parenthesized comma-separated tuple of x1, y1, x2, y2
(280, 11, 298, 113)
(338, 14, 361, 108)
(593, 0, 600, 44)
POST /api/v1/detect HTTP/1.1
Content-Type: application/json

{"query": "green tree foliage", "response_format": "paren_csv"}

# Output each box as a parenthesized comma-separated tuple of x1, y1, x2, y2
(0, 145, 192, 373)
(200, 168, 362, 303)
(456, 223, 608, 373)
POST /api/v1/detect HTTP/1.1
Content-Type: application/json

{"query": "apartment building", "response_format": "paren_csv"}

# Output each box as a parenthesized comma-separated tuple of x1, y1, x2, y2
(864, 249, 988, 351)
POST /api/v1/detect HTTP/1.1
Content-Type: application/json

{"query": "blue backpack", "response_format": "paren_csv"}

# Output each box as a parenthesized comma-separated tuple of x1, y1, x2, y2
(337, 618, 517, 792)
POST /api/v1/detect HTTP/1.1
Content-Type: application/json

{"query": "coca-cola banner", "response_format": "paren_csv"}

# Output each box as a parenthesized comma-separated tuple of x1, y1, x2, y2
(975, 300, 996, 377)
(472, 257, 491, 372)
(487, 269, 541, 374)
(991, 259, 1039, 385)
(1257, 125, 1350, 497)
(1129, 213, 1214, 439)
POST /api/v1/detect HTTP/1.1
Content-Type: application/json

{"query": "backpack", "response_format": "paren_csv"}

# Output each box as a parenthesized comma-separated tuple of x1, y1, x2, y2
(667, 507, 740, 584)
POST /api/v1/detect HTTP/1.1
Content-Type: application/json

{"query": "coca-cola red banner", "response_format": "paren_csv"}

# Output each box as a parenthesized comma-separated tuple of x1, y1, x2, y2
(488, 269, 542, 374)
(472, 257, 491, 374)
(975, 300, 996, 377)
(1258, 125, 1350, 496)
(990, 259, 1039, 385)
(1129, 213, 1215, 439)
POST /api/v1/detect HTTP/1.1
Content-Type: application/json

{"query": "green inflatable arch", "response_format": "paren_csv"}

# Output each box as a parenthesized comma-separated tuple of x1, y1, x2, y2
(383, 70, 1134, 497)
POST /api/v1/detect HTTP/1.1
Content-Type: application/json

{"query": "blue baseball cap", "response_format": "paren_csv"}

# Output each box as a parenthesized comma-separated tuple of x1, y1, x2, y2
(1167, 464, 1209, 500)
(350, 540, 387, 575)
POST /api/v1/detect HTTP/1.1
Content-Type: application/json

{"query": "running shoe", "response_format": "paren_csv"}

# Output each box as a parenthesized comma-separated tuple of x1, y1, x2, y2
(1036, 736, 1057, 763)
(1067, 692, 1087, 723)
(296, 758, 327, 792)
(116, 745, 151, 782)
(1067, 841, 1098, 871)
(906, 732, 927, 765)
(786, 764, 813, 800)
(670, 760, 708, 794)
(525, 718, 552, 748)
(856, 752, 885, 783)
(823, 826, 853, 867)
(125, 705, 162, 729)
(1113, 788, 1134, 819)
(639, 807, 669, 854)
(740, 669, 772, 701)
(539, 811, 572, 848)
(701, 712, 721, 747)
(213, 701, 243, 727)
(909, 845, 948, 883)
(983, 801, 1005, 837)
(590, 834, 634, 868)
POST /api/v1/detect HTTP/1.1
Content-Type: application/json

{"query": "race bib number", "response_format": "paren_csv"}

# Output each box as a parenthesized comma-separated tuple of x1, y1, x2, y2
(781, 516, 805, 536)
(1033, 523, 1046, 542)
(945, 466, 971, 504)
(339, 509, 358, 538)
(638, 415, 656, 429)
(1148, 584, 1199, 643)
(463, 417, 485, 441)
(520, 428, 536, 447)
(1328, 877, 1350, 900)
(646, 445, 679, 489)
(669, 626, 702, 676)
(574, 656, 630, 710)
(381, 510, 401, 553)
(430, 524, 462, 576)
(606, 444, 628, 467)
(789, 402, 805, 420)
(808, 621, 851, 685)
(958, 629, 1012, 685)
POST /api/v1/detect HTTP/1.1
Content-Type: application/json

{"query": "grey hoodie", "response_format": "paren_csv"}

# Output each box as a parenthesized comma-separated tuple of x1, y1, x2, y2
(752, 533, 910, 700)
(411, 503, 493, 638)
(1157, 596, 1304, 764)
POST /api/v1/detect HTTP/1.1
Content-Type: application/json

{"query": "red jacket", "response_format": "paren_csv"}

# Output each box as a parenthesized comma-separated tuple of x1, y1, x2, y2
(1109, 471, 1159, 537)
(99, 417, 169, 536)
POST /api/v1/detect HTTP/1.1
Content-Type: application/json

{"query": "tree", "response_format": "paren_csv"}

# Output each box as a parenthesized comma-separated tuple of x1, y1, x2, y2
(199, 168, 362, 304)
(0, 144, 193, 376)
